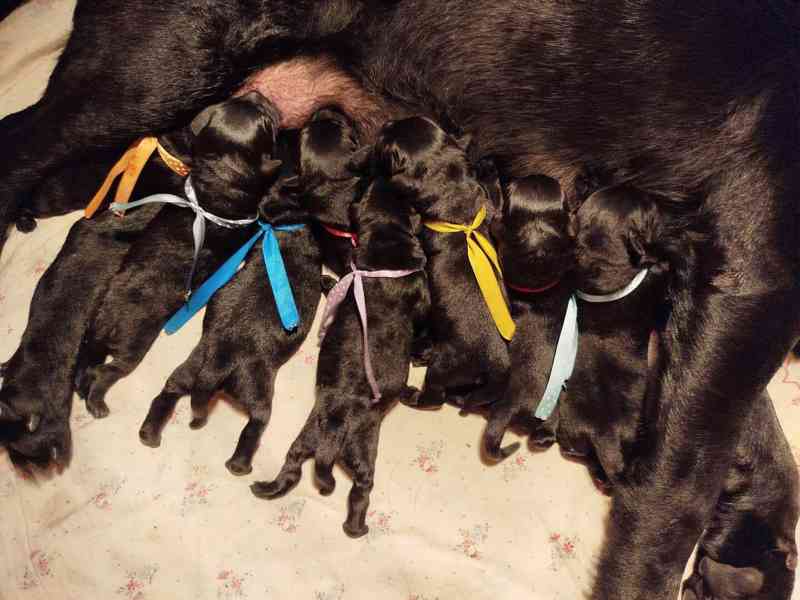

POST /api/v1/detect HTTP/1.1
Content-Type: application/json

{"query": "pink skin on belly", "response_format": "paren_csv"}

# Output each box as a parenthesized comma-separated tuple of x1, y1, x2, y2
(236, 56, 397, 138)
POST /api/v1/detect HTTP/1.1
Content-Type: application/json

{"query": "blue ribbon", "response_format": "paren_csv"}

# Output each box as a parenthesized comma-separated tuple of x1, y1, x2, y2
(163, 221, 305, 335)
(534, 295, 579, 420)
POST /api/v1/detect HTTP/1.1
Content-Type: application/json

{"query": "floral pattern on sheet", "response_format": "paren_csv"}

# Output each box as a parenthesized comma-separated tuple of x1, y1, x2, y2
(116, 565, 158, 600)
(412, 440, 444, 474)
(216, 570, 251, 600)
(455, 523, 489, 559)
(548, 533, 579, 571)
(19, 550, 58, 590)
(272, 499, 306, 533)
(502, 453, 529, 482)
(91, 476, 127, 510)
(314, 583, 345, 600)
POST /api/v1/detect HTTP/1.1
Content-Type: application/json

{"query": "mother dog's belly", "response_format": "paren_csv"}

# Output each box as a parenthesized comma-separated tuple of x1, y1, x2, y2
(236, 56, 397, 138)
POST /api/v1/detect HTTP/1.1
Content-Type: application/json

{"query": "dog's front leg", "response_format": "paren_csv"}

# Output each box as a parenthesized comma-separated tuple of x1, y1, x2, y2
(591, 168, 800, 599)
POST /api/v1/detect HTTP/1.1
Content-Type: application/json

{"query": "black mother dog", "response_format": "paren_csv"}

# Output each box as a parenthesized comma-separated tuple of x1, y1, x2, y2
(2, 2, 799, 598)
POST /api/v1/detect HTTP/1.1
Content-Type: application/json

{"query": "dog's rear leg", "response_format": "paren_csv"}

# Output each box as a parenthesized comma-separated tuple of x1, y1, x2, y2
(682, 393, 799, 600)
(250, 408, 321, 499)
(138, 360, 201, 448)
(224, 368, 275, 476)
(482, 401, 520, 462)
(341, 422, 380, 538)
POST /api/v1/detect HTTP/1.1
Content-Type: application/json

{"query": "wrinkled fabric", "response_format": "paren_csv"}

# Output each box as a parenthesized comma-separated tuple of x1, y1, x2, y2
(1, 3, 799, 600)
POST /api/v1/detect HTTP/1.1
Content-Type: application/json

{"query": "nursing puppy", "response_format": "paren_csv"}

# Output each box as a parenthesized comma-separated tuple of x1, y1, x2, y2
(75, 92, 282, 419)
(137, 109, 360, 475)
(251, 176, 430, 538)
(294, 107, 364, 277)
(465, 175, 574, 460)
(365, 116, 510, 408)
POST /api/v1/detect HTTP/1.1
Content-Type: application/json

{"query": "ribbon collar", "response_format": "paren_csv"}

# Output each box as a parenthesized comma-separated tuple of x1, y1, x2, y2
(163, 220, 306, 334)
(84, 136, 191, 218)
(110, 178, 258, 295)
(318, 262, 421, 402)
(507, 278, 562, 295)
(534, 269, 649, 419)
(424, 206, 515, 340)
(322, 224, 358, 247)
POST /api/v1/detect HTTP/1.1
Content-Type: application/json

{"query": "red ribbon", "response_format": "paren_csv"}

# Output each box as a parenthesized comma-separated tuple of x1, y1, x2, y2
(506, 279, 561, 295)
(322, 224, 358, 247)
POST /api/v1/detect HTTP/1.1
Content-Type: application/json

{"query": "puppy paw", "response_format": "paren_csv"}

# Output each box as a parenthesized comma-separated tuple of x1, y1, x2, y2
(189, 416, 208, 430)
(342, 521, 369, 539)
(682, 556, 766, 600)
(86, 398, 110, 419)
(138, 425, 162, 448)
(225, 456, 253, 476)
(250, 476, 296, 499)
(14, 213, 37, 233)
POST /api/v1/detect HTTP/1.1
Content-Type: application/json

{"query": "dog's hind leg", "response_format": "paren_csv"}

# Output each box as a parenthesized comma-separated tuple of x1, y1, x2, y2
(138, 358, 201, 448)
(340, 416, 380, 538)
(224, 366, 275, 476)
(682, 393, 799, 600)
(482, 401, 521, 462)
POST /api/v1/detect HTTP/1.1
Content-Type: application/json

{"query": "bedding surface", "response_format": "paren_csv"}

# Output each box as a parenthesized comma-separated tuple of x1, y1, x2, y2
(1, 2, 798, 599)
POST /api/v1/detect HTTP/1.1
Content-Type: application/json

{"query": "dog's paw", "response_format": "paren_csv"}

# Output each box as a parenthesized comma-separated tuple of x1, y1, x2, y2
(250, 476, 296, 499)
(342, 521, 369, 539)
(138, 424, 161, 448)
(189, 416, 208, 430)
(682, 556, 768, 600)
(86, 398, 110, 419)
(225, 456, 253, 476)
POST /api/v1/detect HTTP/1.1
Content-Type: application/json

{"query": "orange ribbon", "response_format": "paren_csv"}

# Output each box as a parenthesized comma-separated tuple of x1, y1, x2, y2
(84, 137, 190, 218)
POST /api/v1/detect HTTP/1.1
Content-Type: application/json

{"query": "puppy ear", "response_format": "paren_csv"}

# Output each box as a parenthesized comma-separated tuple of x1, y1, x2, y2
(347, 145, 373, 175)
(625, 196, 672, 270)
(190, 103, 221, 137)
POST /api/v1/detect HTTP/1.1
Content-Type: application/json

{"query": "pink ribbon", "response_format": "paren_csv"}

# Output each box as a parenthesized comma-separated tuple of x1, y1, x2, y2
(318, 262, 421, 402)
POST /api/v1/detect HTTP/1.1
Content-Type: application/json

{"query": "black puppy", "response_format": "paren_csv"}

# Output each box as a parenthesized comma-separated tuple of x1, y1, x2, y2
(0, 202, 164, 469)
(251, 175, 430, 538)
(362, 116, 511, 408)
(137, 108, 361, 476)
(75, 92, 282, 419)
(292, 106, 363, 277)
(461, 175, 575, 460)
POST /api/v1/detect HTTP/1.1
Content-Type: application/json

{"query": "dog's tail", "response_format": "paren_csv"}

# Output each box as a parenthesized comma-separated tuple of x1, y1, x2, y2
(0, 0, 27, 22)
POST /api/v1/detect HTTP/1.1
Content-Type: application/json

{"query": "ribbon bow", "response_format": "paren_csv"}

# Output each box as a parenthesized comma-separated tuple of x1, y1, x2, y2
(110, 178, 258, 295)
(163, 221, 305, 334)
(534, 269, 649, 419)
(318, 262, 420, 402)
(424, 206, 515, 340)
(84, 137, 191, 218)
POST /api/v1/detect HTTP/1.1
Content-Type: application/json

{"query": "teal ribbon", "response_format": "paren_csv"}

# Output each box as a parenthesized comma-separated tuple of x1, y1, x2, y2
(163, 221, 305, 334)
(534, 295, 579, 419)
(534, 269, 649, 419)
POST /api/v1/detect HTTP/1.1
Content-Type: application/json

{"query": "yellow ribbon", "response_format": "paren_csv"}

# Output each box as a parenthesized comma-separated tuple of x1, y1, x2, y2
(424, 206, 516, 340)
(84, 137, 191, 218)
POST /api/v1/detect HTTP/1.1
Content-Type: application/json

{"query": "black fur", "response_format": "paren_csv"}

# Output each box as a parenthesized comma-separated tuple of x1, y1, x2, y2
(75, 92, 283, 419)
(2, 2, 800, 596)
(360, 116, 510, 408)
(137, 107, 363, 476)
(463, 175, 574, 460)
(251, 176, 430, 538)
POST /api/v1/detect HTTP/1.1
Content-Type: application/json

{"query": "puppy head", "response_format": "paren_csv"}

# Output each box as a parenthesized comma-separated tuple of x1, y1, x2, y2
(188, 91, 283, 219)
(364, 116, 485, 221)
(573, 186, 673, 294)
(492, 175, 573, 289)
(295, 106, 362, 229)
(351, 178, 426, 272)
